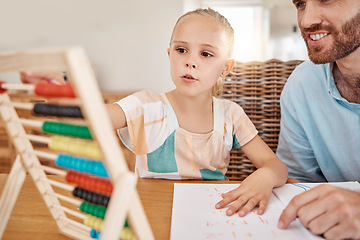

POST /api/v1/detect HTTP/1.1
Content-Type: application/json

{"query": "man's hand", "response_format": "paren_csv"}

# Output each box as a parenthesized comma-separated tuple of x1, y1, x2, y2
(278, 184, 360, 239)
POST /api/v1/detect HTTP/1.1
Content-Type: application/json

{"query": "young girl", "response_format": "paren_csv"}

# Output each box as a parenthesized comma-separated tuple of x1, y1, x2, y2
(20, 8, 288, 217)
(106, 8, 288, 217)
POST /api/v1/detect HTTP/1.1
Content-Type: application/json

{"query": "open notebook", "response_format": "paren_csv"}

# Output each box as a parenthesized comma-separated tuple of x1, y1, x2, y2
(170, 182, 360, 240)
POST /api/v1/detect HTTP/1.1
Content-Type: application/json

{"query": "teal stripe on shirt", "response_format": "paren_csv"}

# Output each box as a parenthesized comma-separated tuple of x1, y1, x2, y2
(232, 134, 241, 149)
(147, 131, 178, 173)
(200, 168, 227, 180)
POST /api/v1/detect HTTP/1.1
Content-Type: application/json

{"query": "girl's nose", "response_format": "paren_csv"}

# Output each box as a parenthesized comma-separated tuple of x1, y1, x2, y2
(186, 63, 196, 69)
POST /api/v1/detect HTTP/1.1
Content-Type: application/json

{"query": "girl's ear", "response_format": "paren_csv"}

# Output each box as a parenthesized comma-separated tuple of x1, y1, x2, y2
(167, 48, 170, 57)
(221, 59, 235, 77)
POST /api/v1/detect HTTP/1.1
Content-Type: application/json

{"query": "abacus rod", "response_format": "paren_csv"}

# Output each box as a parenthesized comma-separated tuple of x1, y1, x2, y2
(1, 83, 35, 91)
(19, 118, 43, 128)
(51, 192, 82, 206)
(11, 102, 33, 110)
(41, 165, 66, 176)
(12, 101, 82, 111)
(21, 118, 88, 130)
(59, 216, 92, 232)
(34, 150, 56, 160)
(60, 225, 93, 240)
(27, 134, 50, 144)
(46, 178, 74, 191)
(52, 204, 86, 220)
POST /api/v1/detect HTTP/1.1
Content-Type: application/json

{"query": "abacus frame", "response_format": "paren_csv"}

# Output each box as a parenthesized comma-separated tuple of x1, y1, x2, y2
(0, 46, 154, 240)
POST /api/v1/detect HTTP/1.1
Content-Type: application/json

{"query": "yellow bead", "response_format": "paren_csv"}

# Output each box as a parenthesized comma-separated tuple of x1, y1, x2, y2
(120, 227, 137, 240)
(49, 135, 103, 159)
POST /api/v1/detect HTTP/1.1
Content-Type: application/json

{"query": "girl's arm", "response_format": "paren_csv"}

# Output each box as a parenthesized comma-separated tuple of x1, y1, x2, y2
(105, 104, 127, 129)
(18, 71, 128, 130)
(215, 135, 288, 216)
(241, 135, 288, 188)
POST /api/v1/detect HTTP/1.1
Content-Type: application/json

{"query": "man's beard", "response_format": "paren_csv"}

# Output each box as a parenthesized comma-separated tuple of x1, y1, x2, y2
(301, 11, 360, 64)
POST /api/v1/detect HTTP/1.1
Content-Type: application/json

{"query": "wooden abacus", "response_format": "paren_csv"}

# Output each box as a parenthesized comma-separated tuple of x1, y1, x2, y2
(0, 47, 154, 240)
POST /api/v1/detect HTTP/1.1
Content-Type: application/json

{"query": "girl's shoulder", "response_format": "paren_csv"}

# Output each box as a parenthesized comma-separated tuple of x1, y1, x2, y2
(214, 97, 246, 115)
(121, 90, 170, 108)
(117, 90, 168, 115)
(132, 89, 164, 103)
(214, 97, 252, 129)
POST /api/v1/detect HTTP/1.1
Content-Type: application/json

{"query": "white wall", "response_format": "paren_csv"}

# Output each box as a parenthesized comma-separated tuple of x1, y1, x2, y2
(0, 0, 183, 92)
(0, 0, 307, 92)
(266, 3, 308, 61)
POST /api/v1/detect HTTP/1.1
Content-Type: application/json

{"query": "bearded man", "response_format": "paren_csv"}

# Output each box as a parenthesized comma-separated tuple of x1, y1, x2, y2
(276, 0, 360, 239)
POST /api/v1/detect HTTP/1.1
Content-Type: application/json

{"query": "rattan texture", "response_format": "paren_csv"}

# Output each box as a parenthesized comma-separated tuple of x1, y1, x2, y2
(222, 59, 303, 181)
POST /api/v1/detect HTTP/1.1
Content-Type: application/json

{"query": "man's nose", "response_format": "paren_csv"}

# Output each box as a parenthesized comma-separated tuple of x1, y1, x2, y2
(299, 3, 322, 30)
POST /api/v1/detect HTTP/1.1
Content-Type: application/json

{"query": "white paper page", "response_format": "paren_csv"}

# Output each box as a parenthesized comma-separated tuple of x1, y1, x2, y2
(170, 183, 321, 240)
(273, 181, 360, 207)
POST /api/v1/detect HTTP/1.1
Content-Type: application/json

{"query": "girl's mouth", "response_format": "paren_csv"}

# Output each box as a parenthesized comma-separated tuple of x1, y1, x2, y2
(182, 74, 198, 82)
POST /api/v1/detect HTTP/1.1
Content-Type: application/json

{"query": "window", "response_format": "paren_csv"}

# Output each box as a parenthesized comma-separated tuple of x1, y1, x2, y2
(184, 0, 308, 61)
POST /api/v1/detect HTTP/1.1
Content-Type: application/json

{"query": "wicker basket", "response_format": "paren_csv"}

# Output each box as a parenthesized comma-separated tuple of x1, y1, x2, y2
(223, 59, 303, 180)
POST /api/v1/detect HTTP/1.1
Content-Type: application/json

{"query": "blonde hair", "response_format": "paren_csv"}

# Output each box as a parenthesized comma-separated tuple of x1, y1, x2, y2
(170, 8, 235, 97)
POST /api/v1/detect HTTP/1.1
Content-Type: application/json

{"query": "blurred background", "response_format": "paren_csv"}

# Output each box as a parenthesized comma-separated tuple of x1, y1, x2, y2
(0, 0, 308, 93)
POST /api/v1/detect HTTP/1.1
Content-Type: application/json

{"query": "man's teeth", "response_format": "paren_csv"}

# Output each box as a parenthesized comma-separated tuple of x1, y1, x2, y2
(310, 33, 328, 41)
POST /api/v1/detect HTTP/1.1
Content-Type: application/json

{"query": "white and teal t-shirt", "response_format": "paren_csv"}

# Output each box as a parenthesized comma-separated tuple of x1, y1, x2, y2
(116, 90, 258, 180)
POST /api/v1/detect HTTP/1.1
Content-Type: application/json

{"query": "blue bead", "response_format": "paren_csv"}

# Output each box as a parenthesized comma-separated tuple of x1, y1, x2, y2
(79, 159, 87, 172)
(90, 229, 98, 238)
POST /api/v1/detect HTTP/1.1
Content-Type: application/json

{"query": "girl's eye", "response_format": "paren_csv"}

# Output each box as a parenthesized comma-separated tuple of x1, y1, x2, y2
(295, 1, 306, 9)
(201, 52, 213, 58)
(176, 48, 187, 53)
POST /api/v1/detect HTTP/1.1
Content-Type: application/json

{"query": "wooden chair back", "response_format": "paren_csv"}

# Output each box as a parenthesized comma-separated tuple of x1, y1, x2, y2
(223, 59, 303, 180)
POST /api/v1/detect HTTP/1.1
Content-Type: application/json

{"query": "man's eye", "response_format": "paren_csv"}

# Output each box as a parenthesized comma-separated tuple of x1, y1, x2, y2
(201, 52, 213, 57)
(176, 48, 186, 53)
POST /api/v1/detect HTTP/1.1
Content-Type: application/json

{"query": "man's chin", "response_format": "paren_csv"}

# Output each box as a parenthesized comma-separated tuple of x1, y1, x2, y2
(307, 49, 334, 64)
(309, 57, 331, 64)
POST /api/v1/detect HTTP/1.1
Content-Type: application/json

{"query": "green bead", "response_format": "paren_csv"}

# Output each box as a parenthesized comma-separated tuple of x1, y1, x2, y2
(42, 121, 92, 139)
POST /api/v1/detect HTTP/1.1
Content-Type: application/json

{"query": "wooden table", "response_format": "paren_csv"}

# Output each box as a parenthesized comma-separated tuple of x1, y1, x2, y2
(0, 174, 235, 240)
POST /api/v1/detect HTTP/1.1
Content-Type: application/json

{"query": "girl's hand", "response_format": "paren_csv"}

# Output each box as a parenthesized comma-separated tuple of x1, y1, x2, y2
(215, 169, 274, 217)
(20, 71, 66, 84)
(216, 135, 288, 217)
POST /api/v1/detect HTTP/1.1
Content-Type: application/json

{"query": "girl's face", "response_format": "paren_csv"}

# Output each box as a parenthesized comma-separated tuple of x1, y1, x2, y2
(168, 14, 233, 98)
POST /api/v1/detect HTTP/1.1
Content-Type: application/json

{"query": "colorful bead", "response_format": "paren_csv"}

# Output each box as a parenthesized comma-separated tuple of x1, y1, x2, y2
(66, 170, 112, 194)
(80, 201, 107, 219)
(33, 103, 83, 118)
(49, 135, 103, 159)
(73, 187, 110, 207)
(34, 82, 76, 98)
(42, 121, 92, 139)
